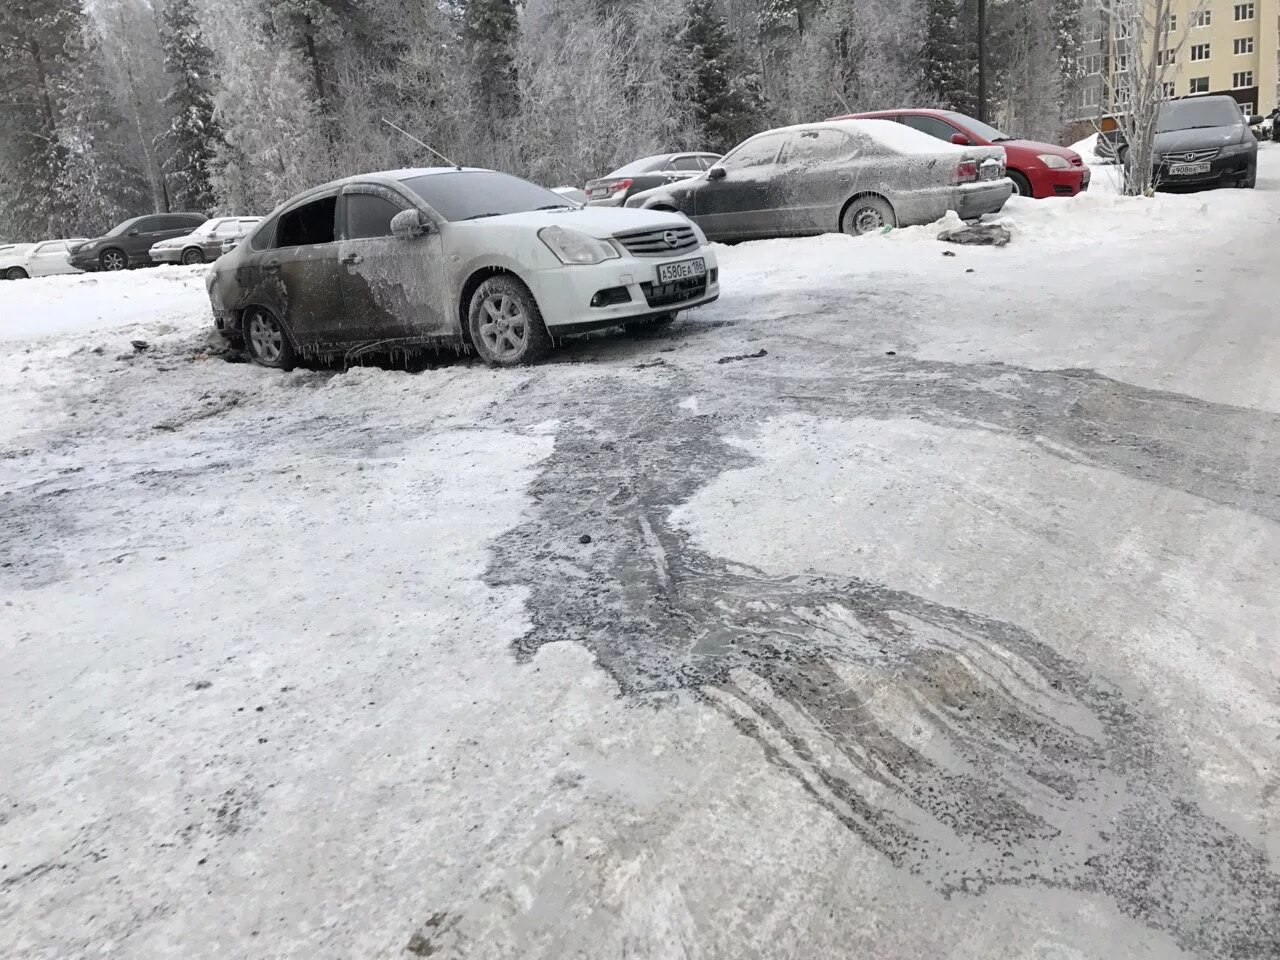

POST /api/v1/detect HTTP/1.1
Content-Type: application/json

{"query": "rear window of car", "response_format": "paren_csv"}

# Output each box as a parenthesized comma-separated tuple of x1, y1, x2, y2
(667, 156, 704, 172)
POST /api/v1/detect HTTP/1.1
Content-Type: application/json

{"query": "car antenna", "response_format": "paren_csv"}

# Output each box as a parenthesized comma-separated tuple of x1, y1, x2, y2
(381, 118, 462, 170)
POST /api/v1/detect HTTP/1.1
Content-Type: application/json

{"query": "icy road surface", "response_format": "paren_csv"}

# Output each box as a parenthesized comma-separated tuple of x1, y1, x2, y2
(3, 150, 1280, 959)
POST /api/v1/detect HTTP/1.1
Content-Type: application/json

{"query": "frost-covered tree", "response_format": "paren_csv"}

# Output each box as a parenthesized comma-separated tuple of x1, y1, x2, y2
(922, 0, 975, 113)
(159, 0, 219, 212)
(684, 0, 765, 151)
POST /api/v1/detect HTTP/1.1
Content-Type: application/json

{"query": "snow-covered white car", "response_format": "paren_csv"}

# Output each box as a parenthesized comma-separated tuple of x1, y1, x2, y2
(149, 216, 262, 265)
(1, 239, 88, 280)
(207, 167, 720, 368)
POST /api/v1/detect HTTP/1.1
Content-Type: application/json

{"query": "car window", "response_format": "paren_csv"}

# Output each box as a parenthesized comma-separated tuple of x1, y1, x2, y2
(401, 171, 569, 222)
(900, 115, 961, 142)
(274, 196, 338, 248)
(698, 155, 722, 170)
(719, 134, 786, 170)
(781, 129, 853, 165)
(667, 156, 704, 172)
(179, 214, 207, 227)
(344, 193, 407, 240)
(33, 241, 63, 255)
(133, 217, 163, 233)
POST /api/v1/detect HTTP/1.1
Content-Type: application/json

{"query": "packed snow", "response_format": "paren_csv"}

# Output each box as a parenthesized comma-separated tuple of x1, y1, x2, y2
(3, 145, 1279, 960)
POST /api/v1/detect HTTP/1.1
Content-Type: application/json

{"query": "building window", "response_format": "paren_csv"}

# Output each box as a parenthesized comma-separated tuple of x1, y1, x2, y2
(1079, 85, 1099, 110)
(1189, 76, 1210, 93)
(1161, 81, 1176, 98)
(1233, 70, 1255, 88)
(1234, 3, 1255, 20)
(1078, 53, 1102, 75)
(1191, 10, 1211, 27)
(1239, 102, 1255, 113)
(1157, 48, 1176, 66)
(1190, 43, 1211, 61)
(1234, 37, 1255, 54)
(1169, 14, 1177, 31)
(1116, 53, 1129, 72)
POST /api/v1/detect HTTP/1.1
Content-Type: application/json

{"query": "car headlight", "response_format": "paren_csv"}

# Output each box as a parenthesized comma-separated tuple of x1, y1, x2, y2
(1219, 140, 1254, 155)
(538, 225, 619, 265)
(1038, 154, 1071, 170)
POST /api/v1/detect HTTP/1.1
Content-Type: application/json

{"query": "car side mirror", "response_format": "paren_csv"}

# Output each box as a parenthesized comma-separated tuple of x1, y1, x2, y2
(1248, 115, 1263, 125)
(126, 228, 140, 236)
(390, 208, 429, 239)
(707, 166, 726, 181)
(950, 133, 970, 146)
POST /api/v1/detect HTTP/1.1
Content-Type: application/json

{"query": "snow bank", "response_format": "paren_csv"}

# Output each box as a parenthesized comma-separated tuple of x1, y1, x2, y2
(1069, 132, 1100, 163)
(0, 265, 210, 344)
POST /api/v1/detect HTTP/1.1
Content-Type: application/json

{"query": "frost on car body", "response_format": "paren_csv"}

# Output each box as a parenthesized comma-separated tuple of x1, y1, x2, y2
(206, 168, 720, 367)
(625, 119, 1013, 241)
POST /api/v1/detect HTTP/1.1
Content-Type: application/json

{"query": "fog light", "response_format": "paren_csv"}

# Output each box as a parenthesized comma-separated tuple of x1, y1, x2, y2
(710, 268, 719, 283)
(590, 286, 631, 307)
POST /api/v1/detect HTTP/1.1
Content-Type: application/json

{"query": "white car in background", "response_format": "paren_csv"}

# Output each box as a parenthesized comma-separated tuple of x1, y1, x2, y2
(1, 239, 88, 280)
(149, 216, 262, 266)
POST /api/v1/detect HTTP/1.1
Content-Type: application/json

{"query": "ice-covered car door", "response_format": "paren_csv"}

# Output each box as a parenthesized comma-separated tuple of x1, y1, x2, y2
(336, 185, 448, 341)
(776, 128, 864, 235)
(695, 132, 787, 240)
(26, 241, 71, 277)
(256, 193, 347, 346)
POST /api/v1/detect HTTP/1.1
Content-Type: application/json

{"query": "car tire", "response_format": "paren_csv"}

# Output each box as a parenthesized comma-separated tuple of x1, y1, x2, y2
(99, 248, 128, 271)
(467, 275, 552, 367)
(5, 267, 29, 280)
(841, 196, 897, 236)
(243, 306, 297, 370)
(181, 247, 206, 265)
(624, 312, 676, 334)
(1008, 171, 1033, 197)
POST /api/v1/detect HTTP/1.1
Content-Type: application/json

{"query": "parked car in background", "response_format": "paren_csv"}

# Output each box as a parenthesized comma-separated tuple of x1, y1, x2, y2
(207, 167, 719, 369)
(551, 186, 589, 206)
(1148, 96, 1259, 189)
(584, 152, 722, 207)
(0, 239, 88, 279)
(833, 109, 1088, 198)
(69, 212, 207, 272)
(149, 216, 261, 265)
(626, 119, 1011, 240)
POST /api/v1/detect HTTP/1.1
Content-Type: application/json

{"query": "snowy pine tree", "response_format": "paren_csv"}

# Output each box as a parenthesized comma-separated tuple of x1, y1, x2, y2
(922, 0, 975, 113)
(160, 0, 219, 213)
(685, 0, 765, 152)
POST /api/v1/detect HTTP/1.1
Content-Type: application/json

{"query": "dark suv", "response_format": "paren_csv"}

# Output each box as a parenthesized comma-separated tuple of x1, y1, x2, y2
(69, 212, 208, 271)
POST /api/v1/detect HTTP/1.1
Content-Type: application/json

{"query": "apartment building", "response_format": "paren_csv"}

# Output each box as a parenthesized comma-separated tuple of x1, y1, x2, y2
(1073, 1, 1279, 120)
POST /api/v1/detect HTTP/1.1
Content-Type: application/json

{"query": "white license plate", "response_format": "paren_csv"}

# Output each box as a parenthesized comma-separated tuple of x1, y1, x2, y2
(1169, 162, 1210, 175)
(657, 258, 706, 284)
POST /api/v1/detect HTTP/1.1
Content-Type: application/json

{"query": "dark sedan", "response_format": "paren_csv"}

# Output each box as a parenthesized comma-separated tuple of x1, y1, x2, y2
(69, 212, 207, 271)
(626, 120, 1011, 240)
(584, 152, 722, 207)
(1149, 96, 1259, 189)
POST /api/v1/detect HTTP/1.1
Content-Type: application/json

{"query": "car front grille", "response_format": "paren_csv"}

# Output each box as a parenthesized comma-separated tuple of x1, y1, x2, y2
(639, 275, 707, 308)
(1160, 148, 1219, 164)
(615, 225, 699, 257)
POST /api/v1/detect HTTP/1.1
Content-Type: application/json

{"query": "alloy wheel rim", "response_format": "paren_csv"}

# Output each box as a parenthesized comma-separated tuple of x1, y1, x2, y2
(103, 252, 124, 270)
(478, 293, 528, 359)
(183, 250, 202, 265)
(249, 312, 283, 363)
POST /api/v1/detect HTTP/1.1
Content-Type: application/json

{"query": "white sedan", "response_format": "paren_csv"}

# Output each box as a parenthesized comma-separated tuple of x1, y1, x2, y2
(206, 167, 720, 367)
(1, 239, 88, 280)
(149, 216, 262, 265)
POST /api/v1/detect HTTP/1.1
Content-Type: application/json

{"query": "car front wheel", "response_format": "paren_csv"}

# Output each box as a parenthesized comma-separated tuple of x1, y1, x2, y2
(842, 196, 897, 236)
(5, 267, 29, 280)
(1008, 171, 1033, 197)
(244, 307, 297, 370)
(467, 275, 552, 367)
(100, 248, 128, 271)
(181, 247, 206, 265)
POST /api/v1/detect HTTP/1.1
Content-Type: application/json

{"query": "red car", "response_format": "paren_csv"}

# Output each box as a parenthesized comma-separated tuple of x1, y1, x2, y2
(830, 109, 1089, 199)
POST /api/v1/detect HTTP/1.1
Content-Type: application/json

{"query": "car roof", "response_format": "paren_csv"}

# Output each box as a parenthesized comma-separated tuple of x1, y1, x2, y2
(833, 108, 954, 120)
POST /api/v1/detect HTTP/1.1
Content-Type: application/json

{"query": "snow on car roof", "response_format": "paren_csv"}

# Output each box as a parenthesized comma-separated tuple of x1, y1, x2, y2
(827, 118, 968, 154)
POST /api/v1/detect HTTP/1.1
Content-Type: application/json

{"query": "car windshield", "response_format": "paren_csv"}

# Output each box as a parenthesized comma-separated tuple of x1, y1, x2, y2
(191, 219, 225, 237)
(604, 155, 670, 178)
(1157, 98, 1242, 132)
(400, 171, 572, 222)
(944, 112, 1012, 142)
(105, 218, 141, 237)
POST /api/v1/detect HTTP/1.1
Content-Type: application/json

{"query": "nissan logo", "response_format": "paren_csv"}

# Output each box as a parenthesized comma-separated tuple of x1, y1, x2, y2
(662, 230, 679, 248)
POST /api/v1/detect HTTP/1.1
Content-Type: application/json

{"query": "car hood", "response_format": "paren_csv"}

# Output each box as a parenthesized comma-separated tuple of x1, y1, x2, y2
(1155, 125, 1247, 154)
(1004, 138, 1078, 161)
(455, 206, 689, 239)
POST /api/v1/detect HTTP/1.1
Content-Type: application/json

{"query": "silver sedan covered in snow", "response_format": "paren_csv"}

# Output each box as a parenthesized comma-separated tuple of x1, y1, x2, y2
(626, 119, 1012, 240)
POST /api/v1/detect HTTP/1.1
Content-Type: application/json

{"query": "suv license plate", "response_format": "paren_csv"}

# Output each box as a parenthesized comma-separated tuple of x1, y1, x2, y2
(657, 258, 706, 284)
(1169, 162, 1210, 175)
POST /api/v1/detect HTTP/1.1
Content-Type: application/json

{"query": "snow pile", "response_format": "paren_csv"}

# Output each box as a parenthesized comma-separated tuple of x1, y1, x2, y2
(1069, 132, 1100, 164)
(0, 265, 210, 344)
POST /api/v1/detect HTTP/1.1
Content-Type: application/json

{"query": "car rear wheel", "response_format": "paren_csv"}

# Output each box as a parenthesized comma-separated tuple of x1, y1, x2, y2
(1008, 171, 1033, 197)
(244, 307, 297, 370)
(5, 267, 29, 280)
(100, 248, 127, 271)
(181, 247, 206, 265)
(841, 196, 897, 236)
(467, 275, 552, 367)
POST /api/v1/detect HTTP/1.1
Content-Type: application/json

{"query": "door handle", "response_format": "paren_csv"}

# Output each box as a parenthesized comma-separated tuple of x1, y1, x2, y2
(263, 259, 280, 270)
(341, 253, 363, 266)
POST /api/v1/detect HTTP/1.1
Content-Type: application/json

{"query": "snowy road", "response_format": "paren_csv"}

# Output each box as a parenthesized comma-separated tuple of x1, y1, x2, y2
(4, 151, 1280, 959)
